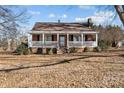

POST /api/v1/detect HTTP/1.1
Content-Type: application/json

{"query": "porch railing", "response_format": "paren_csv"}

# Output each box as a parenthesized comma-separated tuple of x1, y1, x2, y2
(32, 41, 97, 48)
(83, 41, 97, 47)
(69, 41, 97, 47)
(69, 41, 82, 47)
(32, 41, 43, 46)
(32, 41, 57, 47)
(44, 41, 57, 47)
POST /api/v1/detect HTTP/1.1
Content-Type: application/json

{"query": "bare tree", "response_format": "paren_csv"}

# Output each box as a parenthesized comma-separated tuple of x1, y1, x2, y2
(0, 38, 8, 51)
(0, 6, 29, 51)
(97, 5, 124, 26)
(114, 5, 124, 26)
(95, 25, 123, 47)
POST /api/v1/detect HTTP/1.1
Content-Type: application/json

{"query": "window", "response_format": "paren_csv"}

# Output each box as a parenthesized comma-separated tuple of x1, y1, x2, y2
(85, 34, 95, 41)
(73, 35, 80, 41)
(69, 35, 73, 41)
(46, 35, 52, 41)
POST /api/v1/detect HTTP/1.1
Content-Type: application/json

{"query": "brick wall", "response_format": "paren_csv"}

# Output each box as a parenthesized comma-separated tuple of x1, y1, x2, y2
(52, 34, 57, 41)
(32, 34, 40, 41)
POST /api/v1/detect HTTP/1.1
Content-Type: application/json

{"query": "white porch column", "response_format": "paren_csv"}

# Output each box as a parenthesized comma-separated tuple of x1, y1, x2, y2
(81, 33, 84, 47)
(57, 33, 59, 49)
(42, 33, 45, 48)
(40, 34, 42, 46)
(67, 33, 69, 49)
(96, 33, 98, 47)
(28, 33, 32, 48)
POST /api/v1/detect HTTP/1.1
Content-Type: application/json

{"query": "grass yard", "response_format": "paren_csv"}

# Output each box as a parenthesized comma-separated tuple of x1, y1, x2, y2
(0, 50, 124, 88)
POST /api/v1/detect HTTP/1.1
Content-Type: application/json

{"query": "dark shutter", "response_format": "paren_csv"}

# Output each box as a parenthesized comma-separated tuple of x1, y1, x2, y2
(37, 35, 40, 41)
(69, 35, 73, 41)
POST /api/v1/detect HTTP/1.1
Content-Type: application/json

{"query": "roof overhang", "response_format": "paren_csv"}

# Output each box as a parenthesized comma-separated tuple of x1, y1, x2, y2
(29, 30, 99, 34)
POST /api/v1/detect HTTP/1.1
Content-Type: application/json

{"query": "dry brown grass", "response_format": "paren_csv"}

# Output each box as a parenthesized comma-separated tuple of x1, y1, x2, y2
(0, 50, 124, 88)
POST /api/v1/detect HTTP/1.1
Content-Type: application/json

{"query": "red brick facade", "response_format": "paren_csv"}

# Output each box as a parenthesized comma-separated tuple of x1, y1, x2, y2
(32, 34, 40, 41)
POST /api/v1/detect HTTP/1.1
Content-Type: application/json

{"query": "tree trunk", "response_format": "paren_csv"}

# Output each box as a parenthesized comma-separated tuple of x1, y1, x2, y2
(114, 5, 124, 26)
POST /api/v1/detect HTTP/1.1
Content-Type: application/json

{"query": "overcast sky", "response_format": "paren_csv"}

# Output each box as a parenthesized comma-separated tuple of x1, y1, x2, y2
(15, 5, 123, 31)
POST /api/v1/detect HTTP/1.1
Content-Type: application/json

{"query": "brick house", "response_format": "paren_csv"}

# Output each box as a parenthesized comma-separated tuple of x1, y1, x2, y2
(28, 19, 98, 54)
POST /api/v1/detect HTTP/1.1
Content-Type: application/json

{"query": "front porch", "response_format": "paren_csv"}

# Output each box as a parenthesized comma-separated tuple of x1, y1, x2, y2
(28, 31, 98, 49)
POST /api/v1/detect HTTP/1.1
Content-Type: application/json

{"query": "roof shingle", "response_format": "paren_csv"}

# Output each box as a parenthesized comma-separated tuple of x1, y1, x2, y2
(32, 22, 94, 31)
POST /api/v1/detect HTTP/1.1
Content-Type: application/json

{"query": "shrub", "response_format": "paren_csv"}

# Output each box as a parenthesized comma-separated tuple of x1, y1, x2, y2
(16, 43, 30, 55)
(46, 48, 57, 54)
(93, 47, 102, 52)
(84, 47, 88, 52)
(53, 48, 57, 54)
(0, 38, 8, 51)
(46, 48, 51, 54)
(2, 46, 8, 51)
(68, 47, 76, 53)
(98, 40, 109, 50)
(37, 48, 42, 54)
(84, 47, 94, 52)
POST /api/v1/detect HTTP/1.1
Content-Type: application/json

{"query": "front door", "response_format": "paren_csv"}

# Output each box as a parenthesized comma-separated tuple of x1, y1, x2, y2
(59, 35, 66, 47)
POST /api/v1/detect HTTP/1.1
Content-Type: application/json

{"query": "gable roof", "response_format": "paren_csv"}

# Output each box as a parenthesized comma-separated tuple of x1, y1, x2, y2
(32, 22, 94, 31)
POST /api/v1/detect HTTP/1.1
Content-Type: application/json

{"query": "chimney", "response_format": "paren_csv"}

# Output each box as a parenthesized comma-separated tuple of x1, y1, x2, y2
(58, 19, 60, 23)
(88, 18, 93, 28)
